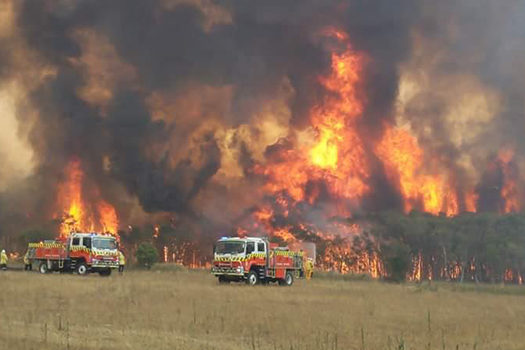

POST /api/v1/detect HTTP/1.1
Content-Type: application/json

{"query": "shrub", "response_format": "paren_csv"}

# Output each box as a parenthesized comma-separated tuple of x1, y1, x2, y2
(136, 242, 159, 269)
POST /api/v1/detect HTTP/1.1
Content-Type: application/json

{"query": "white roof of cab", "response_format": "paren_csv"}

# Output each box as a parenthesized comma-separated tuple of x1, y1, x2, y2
(218, 236, 265, 242)
(71, 233, 116, 238)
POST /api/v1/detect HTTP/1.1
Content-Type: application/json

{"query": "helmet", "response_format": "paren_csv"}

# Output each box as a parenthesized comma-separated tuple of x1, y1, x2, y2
(1, 250, 5, 253)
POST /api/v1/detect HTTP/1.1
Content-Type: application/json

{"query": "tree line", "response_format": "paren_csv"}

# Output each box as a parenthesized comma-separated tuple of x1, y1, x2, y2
(8, 210, 525, 284)
(365, 211, 525, 283)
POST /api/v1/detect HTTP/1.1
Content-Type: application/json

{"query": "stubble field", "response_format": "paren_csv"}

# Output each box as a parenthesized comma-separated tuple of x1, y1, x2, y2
(0, 267, 524, 350)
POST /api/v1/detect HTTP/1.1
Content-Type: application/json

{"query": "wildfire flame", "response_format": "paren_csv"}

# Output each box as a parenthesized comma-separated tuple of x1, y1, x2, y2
(48, 28, 522, 281)
(255, 29, 368, 212)
(498, 148, 521, 213)
(375, 126, 459, 216)
(56, 159, 119, 239)
(244, 28, 524, 277)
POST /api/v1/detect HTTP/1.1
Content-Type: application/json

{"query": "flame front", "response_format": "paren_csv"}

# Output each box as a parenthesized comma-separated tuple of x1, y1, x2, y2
(242, 29, 380, 275)
(309, 30, 369, 199)
(97, 200, 119, 236)
(48, 28, 524, 278)
(375, 126, 459, 216)
(56, 159, 119, 239)
(57, 160, 89, 237)
(498, 148, 521, 213)
(257, 29, 368, 210)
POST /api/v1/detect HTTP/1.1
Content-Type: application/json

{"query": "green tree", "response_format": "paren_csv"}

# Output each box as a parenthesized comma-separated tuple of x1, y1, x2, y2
(136, 242, 159, 269)
(380, 240, 411, 283)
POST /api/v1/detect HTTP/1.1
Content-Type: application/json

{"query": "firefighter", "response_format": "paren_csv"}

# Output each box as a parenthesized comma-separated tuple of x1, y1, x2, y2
(305, 258, 314, 280)
(118, 250, 126, 273)
(0, 249, 8, 270)
(23, 251, 32, 271)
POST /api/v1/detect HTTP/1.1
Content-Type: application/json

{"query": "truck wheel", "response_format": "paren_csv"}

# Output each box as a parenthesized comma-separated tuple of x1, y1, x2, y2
(38, 262, 49, 274)
(218, 276, 230, 284)
(246, 271, 259, 286)
(76, 263, 88, 275)
(279, 271, 294, 286)
(98, 269, 112, 277)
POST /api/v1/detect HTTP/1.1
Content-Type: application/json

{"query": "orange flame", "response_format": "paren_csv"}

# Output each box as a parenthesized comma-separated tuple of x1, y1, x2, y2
(97, 200, 118, 235)
(464, 190, 478, 212)
(309, 29, 369, 199)
(57, 159, 88, 237)
(56, 159, 119, 238)
(375, 126, 459, 215)
(236, 29, 525, 279)
(498, 148, 520, 213)
(256, 28, 369, 209)
(407, 252, 423, 282)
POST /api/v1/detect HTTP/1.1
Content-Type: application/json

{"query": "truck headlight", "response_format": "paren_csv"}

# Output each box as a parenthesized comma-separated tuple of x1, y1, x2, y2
(236, 266, 243, 273)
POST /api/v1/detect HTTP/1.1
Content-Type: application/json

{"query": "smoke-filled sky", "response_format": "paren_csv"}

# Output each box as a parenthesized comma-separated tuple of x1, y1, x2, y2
(0, 0, 524, 240)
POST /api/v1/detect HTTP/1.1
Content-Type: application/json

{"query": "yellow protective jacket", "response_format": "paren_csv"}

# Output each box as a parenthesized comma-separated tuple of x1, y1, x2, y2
(119, 251, 126, 265)
(306, 260, 314, 270)
(23, 253, 29, 265)
(0, 251, 8, 264)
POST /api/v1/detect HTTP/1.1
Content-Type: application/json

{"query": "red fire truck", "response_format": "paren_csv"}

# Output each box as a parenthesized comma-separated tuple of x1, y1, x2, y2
(211, 237, 304, 286)
(27, 233, 119, 276)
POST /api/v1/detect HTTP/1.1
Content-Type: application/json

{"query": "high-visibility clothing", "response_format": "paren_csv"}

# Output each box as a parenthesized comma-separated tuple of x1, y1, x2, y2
(23, 253, 29, 265)
(305, 260, 314, 280)
(0, 251, 8, 264)
(119, 251, 126, 265)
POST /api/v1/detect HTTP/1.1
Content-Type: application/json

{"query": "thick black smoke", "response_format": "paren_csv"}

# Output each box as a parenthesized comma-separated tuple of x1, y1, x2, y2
(7, 0, 414, 220)
(3, 0, 523, 246)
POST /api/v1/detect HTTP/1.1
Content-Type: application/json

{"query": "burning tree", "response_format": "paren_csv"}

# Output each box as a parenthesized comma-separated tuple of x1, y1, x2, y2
(55, 159, 119, 239)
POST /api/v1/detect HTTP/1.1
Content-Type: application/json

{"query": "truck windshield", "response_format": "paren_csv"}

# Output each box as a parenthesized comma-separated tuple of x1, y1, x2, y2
(215, 241, 245, 254)
(93, 238, 117, 250)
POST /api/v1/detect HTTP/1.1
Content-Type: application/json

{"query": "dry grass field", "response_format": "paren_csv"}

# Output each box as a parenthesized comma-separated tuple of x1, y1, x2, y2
(1, 267, 524, 350)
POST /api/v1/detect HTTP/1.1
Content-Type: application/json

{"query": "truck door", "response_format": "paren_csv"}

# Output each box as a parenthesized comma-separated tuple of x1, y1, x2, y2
(246, 242, 255, 256)
(71, 237, 80, 249)
(82, 237, 92, 250)
(83, 237, 92, 258)
(68, 236, 81, 265)
(245, 242, 254, 270)
(256, 241, 267, 269)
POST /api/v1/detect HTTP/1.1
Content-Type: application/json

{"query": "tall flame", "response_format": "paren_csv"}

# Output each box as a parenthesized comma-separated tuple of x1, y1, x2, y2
(308, 28, 369, 199)
(57, 159, 88, 237)
(97, 200, 119, 235)
(56, 159, 119, 238)
(234, 28, 525, 279)
(256, 28, 369, 210)
(244, 28, 378, 275)
(498, 148, 520, 213)
(375, 126, 459, 216)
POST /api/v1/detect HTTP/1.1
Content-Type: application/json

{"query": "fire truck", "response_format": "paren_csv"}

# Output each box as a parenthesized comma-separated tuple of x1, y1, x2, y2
(27, 233, 119, 276)
(211, 237, 304, 286)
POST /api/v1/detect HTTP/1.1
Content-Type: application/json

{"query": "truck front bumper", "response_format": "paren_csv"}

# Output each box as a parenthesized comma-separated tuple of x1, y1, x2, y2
(92, 261, 119, 269)
(211, 266, 244, 276)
